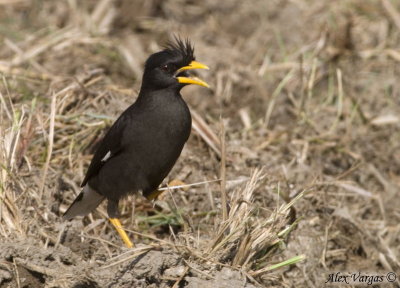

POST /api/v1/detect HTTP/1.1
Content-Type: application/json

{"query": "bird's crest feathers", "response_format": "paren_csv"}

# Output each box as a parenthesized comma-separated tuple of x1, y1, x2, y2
(163, 36, 195, 65)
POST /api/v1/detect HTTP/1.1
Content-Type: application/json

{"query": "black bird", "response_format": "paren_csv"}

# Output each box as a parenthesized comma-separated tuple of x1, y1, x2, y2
(63, 38, 209, 247)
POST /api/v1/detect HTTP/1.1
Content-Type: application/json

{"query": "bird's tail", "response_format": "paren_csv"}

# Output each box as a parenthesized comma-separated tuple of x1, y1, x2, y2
(63, 185, 105, 220)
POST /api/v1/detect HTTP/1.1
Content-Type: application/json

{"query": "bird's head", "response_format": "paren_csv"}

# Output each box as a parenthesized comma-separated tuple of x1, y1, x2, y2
(142, 38, 209, 91)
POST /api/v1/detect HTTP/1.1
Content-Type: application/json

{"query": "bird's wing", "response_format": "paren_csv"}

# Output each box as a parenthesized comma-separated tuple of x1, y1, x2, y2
(63, 184, 105, 220)
(80, 112, 129, 187)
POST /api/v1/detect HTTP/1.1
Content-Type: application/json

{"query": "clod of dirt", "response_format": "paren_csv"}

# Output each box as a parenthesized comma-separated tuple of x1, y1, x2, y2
(0, 267, 12, 285)
(163, 265, 186, 278)
(105, 249, 181, 287)
(0, 240, 80, 269)
(185, 267, 257, 288)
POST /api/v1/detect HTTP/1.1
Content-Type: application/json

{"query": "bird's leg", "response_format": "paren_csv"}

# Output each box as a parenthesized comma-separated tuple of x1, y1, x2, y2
(145, 179, 187, 201)
(109, 218, 133, 248)
(107, 200, 134, 248)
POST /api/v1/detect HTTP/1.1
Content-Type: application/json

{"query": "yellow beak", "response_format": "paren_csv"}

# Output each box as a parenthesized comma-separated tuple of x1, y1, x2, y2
(176, 60, 210, 88)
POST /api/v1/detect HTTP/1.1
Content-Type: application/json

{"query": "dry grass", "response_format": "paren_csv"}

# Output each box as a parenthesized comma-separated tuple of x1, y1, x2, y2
(1, 0, 400, 287)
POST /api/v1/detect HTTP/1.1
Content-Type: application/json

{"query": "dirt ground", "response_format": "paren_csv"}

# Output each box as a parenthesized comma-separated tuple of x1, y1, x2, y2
(1, 0, 400, 287)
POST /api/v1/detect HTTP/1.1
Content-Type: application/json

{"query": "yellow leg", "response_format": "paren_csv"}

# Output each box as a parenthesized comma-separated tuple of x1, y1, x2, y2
(109, 218, 134, 248)
(146, 179, 187, 201)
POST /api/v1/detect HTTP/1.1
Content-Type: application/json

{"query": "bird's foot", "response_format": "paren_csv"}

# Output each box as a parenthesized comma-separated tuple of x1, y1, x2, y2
(167, 179, 187, 190)
(146, 179, 187, 201)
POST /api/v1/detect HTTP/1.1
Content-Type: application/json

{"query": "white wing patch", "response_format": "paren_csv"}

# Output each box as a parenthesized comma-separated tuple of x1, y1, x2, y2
(101, 151, 112, 162)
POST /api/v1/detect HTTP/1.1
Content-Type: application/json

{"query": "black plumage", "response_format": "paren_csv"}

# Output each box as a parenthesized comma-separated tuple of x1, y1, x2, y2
(63, 38, 209, 234)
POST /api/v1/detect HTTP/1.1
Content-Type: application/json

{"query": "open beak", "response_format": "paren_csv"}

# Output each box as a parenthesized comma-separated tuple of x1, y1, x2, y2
(176, 60, 210, 88)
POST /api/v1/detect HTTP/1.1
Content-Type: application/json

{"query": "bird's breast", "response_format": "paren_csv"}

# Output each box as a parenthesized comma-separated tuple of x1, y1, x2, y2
(149, 96, 191, 140)
(125, 95, 192, 160)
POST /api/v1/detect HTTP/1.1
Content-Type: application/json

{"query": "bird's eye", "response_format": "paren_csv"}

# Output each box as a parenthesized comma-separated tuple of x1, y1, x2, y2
(161, 64, 169, 72)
